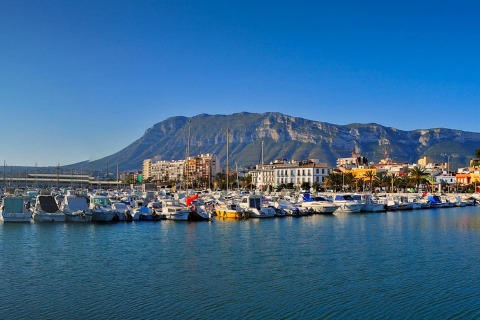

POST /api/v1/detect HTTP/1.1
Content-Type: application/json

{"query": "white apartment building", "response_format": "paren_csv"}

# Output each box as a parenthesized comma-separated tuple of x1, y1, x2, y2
(274, 161, 332, 188)
(250, 160, 333, 190)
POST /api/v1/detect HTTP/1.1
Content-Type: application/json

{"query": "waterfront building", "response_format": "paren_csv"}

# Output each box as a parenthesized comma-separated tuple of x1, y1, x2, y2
(250, 164, 275, 190)
(272, 159, 332, 189)
(143, 154, 219, 187)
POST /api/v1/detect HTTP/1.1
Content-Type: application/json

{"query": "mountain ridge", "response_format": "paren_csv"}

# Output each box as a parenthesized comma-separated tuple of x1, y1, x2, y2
(68, 112, 480, 172)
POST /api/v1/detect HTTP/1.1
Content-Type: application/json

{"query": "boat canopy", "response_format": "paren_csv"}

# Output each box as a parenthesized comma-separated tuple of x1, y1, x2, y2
(37, 195, 59, 213)
(66, 196, 88, 212)
(2, 197, 25, 213)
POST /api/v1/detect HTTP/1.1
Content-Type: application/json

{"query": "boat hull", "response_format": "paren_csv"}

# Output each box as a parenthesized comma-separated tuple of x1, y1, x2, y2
(361, 204, 386, 212)
(2, 213, 32, 222)
(165, 211, 190, 221)
(189, 211, 211, 221)
(92, 211, 119, 222)
(33, 213, 66, 222)
(65, 212, 93, 222)
(335, 203, 364, 213)
(215, 209, 248, 219)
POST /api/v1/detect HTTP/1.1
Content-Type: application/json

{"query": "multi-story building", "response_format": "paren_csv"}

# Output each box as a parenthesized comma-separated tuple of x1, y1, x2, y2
(250, 159, 333, 190)
(143, 154, 219, 187)
(273, 160, 332, 189)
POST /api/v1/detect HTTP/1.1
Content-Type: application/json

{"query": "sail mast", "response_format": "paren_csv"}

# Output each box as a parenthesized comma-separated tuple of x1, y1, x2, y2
(226, 127, 229, 202)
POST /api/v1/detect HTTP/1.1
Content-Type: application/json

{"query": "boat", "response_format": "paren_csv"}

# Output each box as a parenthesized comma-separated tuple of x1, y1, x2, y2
(427, 195, 444, 208)
(300, 193, 339, 214)
(1, 196, 33, 222)
(239, 194, 275, 218)
(32, 195, 66, 222)
(214, 199, 248, 219)
(62, 196, 93, 222)
(351, 194, 385, 212)
(143, 201, 165, 221)
(90, 196, 119, 222)
(161, 199, 190, 221)
(332, 194, 363, 213)
(274, 199, 310, 216)
(186, 194, 211, 221)
(112, 202, 137, 221)
(395, 196, 414, 211)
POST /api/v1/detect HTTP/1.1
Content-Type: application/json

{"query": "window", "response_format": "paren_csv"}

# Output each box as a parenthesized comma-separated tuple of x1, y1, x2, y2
(322, 169, 325, 174)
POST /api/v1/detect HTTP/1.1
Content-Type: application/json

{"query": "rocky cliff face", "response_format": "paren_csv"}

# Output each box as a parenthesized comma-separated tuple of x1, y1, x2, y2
(83, 112, 480, 171)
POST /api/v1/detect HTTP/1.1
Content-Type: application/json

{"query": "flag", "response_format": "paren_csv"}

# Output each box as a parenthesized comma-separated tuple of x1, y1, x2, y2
(186, 194, 199, 206)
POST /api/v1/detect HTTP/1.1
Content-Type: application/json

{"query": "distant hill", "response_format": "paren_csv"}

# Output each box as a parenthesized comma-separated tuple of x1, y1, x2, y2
(67, 112, 480, 172)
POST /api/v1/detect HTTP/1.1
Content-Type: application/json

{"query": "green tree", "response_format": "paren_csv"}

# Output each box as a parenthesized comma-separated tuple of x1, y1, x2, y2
(301, 181, 311, 191)
(409, 166, 431, 192)
(364, 170, 375, 191)
(385, 173, 398, 193)
(324, 172, 342, 192)
(476, 148, 480, 159)
(375, 172, 387, 192)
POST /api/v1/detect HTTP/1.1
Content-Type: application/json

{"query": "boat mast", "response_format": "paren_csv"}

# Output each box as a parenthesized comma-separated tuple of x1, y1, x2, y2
(226, 127, 229, 204)
(186, 120, 191, 195)
(261, 141, 264, 169)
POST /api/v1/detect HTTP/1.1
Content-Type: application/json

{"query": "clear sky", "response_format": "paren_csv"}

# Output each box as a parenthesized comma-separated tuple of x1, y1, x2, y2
(1, 1, 479, 166)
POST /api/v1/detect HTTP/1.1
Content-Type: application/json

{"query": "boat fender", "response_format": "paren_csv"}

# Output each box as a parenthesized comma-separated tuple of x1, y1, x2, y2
(241, 212, 245, 219)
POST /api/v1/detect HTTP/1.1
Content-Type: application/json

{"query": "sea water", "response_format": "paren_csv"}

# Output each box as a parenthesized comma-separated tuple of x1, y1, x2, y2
(1, 207, 480, 319)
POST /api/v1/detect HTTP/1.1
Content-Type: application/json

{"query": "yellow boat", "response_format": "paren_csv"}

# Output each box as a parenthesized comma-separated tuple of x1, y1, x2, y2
(214, 204, 249, 219)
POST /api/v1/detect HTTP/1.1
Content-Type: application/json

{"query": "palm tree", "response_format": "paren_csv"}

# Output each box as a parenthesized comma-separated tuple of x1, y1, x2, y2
(364, 170, 375, 191)
(343, 172, 355, 191)
(386, 173, 398, 193)
(409, 166, 431, 192)
(375, 172, 387, 192)
(325, 172, 342, 192)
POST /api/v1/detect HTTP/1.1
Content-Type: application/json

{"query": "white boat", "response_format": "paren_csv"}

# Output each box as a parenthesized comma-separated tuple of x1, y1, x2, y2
(332, 194, 363, 213)
(90, 196, 118, 222)
(187, 197, 212, 221)
(274, 199, 310, 216)
(161, 199, 190, 221)
(32, 195, 66, 222)
(300, 193, 339, 214)
(239, 195, 275, 218)
(1, 196, 33, 222)
(62, 196, 92, 222)
(112, 202, 136, 221)
(395, 196, 414, 211)
(351, 194, 386, 212)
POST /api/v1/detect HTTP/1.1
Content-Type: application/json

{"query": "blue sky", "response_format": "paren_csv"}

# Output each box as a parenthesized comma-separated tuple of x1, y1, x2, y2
(1, 1, 479, 166)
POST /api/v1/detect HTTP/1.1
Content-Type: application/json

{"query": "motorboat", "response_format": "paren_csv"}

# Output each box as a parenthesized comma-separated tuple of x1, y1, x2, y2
(32, 195, 66, 222)
(300, 193, 339, 214)
(1, 196, 33, 222)
(90, 196, 119, 222)
(186, 194, 211, 221)
(112, 202, 137, 221)
(161, 199, 190, 221)
(352, 194, 385, 212)
(238, 195, 275, 218)
(427, 195, 444, 208)
(332, 194, 363, 213)
(62, 196, 92, 222)
(274, 199, 310, 216)
(214, 199, 249, 219)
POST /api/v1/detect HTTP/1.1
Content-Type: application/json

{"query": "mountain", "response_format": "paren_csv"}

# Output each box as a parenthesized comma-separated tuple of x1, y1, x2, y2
(74, 112, 480, 172)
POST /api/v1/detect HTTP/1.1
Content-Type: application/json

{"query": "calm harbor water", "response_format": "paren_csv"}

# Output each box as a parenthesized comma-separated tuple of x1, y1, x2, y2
(1, 207, 480, 319)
